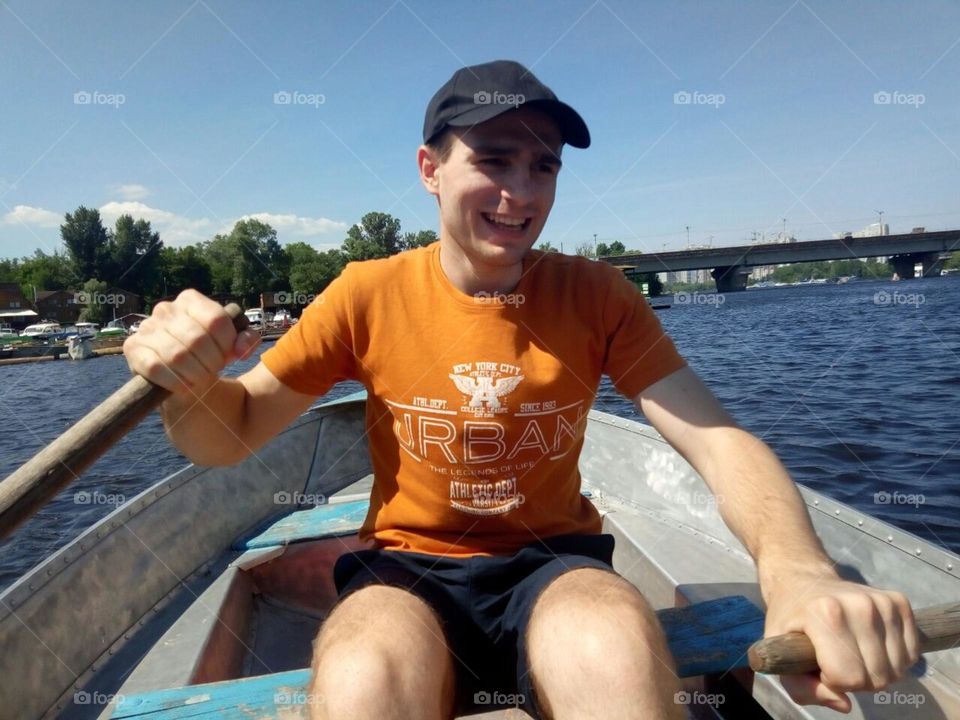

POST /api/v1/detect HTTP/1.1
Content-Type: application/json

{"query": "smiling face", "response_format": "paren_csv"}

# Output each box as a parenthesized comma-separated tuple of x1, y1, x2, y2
(419, 107, 563, 276)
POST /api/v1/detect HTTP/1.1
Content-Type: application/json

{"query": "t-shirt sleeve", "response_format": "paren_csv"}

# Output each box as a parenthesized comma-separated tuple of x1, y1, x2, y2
(601, 268, 687, 398)
(260, 266, 359, 396)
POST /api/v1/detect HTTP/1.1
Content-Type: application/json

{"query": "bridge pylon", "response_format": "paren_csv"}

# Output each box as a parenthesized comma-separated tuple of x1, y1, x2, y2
(711, 265, 750, 293)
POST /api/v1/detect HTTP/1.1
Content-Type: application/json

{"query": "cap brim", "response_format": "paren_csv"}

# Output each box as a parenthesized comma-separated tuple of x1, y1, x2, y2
(445, 99, 590, 149)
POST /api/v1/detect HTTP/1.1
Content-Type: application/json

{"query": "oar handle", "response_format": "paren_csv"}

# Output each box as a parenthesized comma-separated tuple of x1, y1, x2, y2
(0, 304, 248, 539)
(749, 600, 960, 674)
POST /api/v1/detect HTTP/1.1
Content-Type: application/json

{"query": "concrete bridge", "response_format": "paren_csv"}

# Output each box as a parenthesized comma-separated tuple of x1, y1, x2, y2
(600, 229, 960, 292)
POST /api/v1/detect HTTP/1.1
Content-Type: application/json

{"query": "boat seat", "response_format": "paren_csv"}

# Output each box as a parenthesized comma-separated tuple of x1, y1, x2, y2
(111, 596, 764, 718)
(232, 499, 369, 550)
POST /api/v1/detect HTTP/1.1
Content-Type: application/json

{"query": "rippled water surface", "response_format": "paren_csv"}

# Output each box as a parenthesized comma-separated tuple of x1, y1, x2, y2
(1, 277, 958, 591)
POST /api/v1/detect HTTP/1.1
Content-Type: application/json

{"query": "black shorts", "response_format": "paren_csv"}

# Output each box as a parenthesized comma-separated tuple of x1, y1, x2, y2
(333, 533, 616, 719)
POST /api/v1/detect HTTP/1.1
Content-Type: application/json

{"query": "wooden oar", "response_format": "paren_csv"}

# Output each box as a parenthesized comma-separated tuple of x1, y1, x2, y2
(749, 599, 960, 674)
(657, 595, 960, 677)
(0, 304, 248, 539)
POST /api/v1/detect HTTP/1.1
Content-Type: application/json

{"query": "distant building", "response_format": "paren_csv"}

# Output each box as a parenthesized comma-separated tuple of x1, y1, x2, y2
(834, 222, 888, 239)
(0, 283, 38, 329)
(33, 287, 141, 324)
(35, 290, 79, 323)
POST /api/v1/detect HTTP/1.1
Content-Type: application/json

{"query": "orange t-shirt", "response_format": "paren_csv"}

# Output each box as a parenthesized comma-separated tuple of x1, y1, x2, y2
(261, 243, 686, 556)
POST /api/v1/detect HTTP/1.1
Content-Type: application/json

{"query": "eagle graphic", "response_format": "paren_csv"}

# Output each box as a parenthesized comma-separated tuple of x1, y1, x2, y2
(448, 373, 525, 410)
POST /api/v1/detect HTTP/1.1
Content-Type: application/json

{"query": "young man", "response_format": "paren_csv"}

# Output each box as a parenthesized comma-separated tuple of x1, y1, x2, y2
(124, 61, 919, 719)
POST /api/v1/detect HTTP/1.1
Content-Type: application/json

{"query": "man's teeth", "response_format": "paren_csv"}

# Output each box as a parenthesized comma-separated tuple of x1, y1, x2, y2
(485, 213, 526, 228)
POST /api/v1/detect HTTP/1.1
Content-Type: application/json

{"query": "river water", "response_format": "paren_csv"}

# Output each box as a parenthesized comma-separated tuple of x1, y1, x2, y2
(1, 276, 958, 591)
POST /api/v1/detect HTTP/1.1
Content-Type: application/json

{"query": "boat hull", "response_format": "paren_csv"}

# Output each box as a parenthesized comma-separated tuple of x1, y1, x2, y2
(1, 392, 957, 719)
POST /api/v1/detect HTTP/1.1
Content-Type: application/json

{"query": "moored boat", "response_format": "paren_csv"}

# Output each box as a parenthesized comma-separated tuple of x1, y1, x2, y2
(1, 392, 958, 719)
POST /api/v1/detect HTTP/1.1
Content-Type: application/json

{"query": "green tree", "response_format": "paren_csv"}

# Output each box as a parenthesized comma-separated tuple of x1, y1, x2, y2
(342, 212, 402, 261)
(78, 278, 110, 324)
(595, 242, 610, 257)
(536, 242, 559, 253)
(944, 252, 960, 271)
(61, 206, 110, 281)
(232, 219, 286, 305)
(574, 242, 594, 258)
(202, 220, 286, 304)
(400, 229, 437, 250)
(286, 243, 345, 301)
(158, 245, 212, 296)
(608, 240, 626, 255)
(110, 215, 163, 297)
(15, 250, 74, 298)
(203, 232, 239, 295)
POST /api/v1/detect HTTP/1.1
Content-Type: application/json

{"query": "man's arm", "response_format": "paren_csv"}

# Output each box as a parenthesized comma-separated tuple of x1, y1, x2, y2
(635, 366, 920, 712)
(124, 290, 317, 466)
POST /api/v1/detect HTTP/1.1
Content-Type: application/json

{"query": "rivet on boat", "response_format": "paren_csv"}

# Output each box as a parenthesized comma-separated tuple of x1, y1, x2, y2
(835, 509, 841, 515)
(813, 500, 819, 506)
(887, 535, 894, 542)
(948, 563, 954, 571)
(857, 519, 863, 526)
(915, 549, 922, 556)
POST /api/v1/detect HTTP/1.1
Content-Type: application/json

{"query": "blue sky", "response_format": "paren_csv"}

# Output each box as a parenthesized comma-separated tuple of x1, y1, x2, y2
(1, 0, 958, 259)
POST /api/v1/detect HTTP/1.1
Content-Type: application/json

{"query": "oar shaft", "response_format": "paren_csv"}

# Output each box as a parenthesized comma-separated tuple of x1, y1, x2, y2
(749, 600, 960, 674)
(0, 304, 247, 538)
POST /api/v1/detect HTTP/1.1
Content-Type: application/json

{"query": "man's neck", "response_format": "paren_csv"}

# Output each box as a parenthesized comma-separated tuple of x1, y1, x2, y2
(438, 239, 525, 296)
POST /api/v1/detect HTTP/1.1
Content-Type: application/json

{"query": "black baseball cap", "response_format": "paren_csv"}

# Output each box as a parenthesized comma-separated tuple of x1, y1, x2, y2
(423, 59, 590, 149)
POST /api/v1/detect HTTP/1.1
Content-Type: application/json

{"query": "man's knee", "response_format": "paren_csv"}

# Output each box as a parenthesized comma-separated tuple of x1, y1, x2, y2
(526, 568, 682, 718)
(310, 585, 456, 720)
(529, 568, 667, 659)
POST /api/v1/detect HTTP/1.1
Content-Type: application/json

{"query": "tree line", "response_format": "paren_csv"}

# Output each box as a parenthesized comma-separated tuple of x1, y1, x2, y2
(1, 206, 667, 321)
(0, 208, 438, 316)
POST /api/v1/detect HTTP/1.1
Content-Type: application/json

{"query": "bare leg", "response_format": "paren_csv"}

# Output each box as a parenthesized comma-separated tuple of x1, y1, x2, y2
(526, 568, 684, 720)
(309, 585, 457, 720)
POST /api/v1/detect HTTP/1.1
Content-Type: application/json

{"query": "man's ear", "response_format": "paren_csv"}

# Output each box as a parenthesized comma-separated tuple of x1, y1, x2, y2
(418, 145, 440, 197)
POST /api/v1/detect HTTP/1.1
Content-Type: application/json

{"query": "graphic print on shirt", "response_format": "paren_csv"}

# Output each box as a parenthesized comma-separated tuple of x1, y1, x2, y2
(387, 360, 586, 517)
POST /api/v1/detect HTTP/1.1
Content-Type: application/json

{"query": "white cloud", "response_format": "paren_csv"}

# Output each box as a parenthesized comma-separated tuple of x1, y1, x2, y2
(113, 183, 150, 201)
(99, 201, 213, 246)
(235, 212, 348, 239)
(2, 205, 62, 228)
(98, 202, 347, 247)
